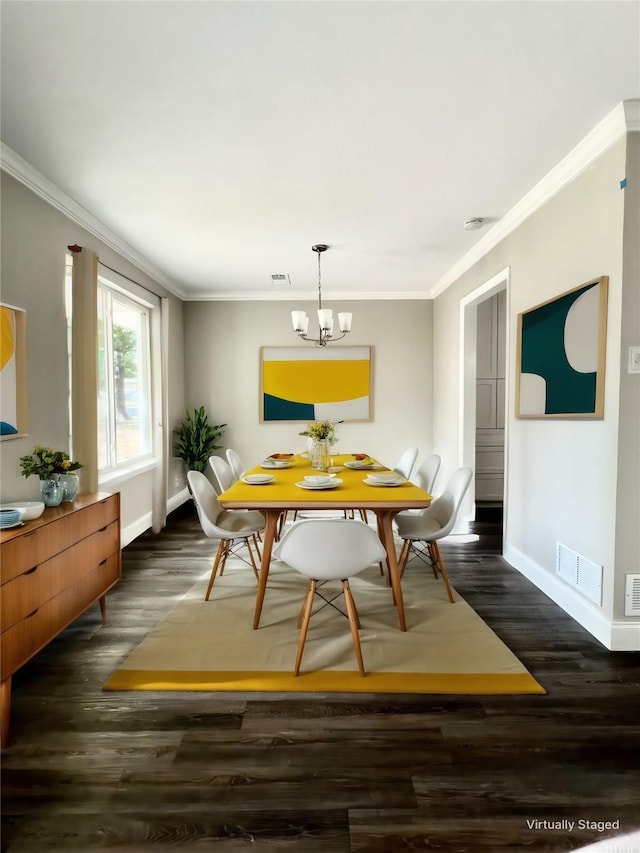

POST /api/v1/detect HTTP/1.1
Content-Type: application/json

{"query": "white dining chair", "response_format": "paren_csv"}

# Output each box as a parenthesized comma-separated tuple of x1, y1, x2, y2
(187, 470, 264, 600)
(209, 455, 235, 493)
(226, 448, 246, 481)
(394, 467, 473, 603)
(413, 453, 441, 495)
(393, 447, 418, 480)
(274, 518, 386, 676)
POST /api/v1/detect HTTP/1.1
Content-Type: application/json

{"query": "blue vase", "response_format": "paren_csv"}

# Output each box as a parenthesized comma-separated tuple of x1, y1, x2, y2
(40, 476, 64, 507)
(59, 473, 80, 502)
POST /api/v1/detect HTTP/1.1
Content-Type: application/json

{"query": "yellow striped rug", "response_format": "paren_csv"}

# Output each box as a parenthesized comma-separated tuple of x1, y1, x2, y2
(104, 553, 545, 695)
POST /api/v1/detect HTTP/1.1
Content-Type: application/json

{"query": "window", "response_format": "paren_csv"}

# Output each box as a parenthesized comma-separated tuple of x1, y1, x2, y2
(97, 276, 153, 473)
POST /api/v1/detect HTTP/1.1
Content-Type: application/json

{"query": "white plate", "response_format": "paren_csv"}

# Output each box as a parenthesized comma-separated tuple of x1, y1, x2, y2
(295, 478, 343, 490)
(261, 459, 291, 469)
(0, 520, 25, 530)
(367, 473, 404, 484)
(242, 474, 275, 485)
(363, 476, 405, 487)
(344, 460, 379, 469)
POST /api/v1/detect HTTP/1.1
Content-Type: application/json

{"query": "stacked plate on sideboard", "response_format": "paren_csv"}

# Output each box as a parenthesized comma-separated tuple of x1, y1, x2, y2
(0, 507, 25, 529)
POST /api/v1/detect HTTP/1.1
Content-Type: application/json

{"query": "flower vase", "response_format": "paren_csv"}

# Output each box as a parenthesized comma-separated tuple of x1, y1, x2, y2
(310, 438, 332, 472)
(40, 475, 64, 507)
(59, 472, 80, 502)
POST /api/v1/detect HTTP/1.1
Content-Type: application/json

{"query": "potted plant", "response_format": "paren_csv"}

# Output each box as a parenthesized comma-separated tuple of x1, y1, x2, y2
(19, 445, 83, 506)
(173, 406, 227, 473)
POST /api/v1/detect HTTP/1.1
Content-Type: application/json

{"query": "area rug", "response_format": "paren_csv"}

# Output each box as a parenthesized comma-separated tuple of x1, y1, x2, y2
(104, 551, 545, 695)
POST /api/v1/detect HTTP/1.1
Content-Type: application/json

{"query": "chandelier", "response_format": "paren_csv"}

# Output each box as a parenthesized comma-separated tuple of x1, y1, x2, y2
(291, 244, 352, 346)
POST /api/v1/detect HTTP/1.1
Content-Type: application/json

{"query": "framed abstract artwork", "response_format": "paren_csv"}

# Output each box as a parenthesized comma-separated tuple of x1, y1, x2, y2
(260, 346, 372, 422)
(516, 276, 608, 419)
(0, 303, 28, 439)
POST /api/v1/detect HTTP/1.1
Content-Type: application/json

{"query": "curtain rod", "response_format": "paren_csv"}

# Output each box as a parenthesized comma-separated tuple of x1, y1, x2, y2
(68, 245, 158, 297)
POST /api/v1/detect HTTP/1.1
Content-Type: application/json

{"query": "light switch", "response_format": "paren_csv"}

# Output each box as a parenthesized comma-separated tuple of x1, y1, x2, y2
(629, 346, 640, 374)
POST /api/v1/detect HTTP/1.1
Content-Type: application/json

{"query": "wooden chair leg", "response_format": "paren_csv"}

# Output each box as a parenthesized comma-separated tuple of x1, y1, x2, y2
(218, 539, 230, 576)
(294, 580, 316, 676)
(245, 537, 260, 581)
(431, 541, 455, 603)
(205, 539, 227, 600)
(342, 580, 365, 676)
(398, 539, 412, 577)
(252, 534, 262, 562)
(359, 509, 368, 523)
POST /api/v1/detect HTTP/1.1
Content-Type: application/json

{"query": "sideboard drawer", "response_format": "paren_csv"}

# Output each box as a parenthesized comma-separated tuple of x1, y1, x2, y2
(1, 551, 120, 680)
(0, 494, 118, 584)
(1, 520, 119, 633)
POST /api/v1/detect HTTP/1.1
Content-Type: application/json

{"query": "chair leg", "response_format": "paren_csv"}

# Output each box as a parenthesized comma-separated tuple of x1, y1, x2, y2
(218, 539, 231, 575)
(359, 509, 368, 523)
(245, 537, 260, 582)
(431, 541, 455, 603)
(342, 580, 365, 676)
(398, 539, 412, 577)
(205, 539, 227, 600)
(252, 534, 262, 562)
(294, 580, 316, 676)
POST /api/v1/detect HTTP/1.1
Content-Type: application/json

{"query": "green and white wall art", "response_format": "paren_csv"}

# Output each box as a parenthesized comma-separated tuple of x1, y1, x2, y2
(516, 277, 608, 419)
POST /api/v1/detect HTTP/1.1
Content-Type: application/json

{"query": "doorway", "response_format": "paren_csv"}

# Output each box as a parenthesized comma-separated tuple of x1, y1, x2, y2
(458, 268, 510, 534)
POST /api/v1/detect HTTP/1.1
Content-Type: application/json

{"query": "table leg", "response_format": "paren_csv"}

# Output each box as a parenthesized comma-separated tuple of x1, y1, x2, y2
(376, 510, 407, 632)
(253, 509, 281, 629)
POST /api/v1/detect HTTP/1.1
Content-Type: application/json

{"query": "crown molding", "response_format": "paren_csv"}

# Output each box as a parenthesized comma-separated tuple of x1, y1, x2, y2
(430, 99, 637, 298)
(186, 289, 432, 302)
(0, 142, 187, 299)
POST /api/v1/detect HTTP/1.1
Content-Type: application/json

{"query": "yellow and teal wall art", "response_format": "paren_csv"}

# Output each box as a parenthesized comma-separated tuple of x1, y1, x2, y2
(261, 346, 372, 422)
(0, 304, 28, 439)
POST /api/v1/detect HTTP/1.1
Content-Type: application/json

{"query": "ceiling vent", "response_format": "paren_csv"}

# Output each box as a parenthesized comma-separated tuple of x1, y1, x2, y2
(271, 273, 291, 285)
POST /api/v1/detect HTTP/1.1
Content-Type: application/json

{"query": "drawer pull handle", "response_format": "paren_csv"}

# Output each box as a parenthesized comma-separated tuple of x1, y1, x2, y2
(99, 558, 108, 566)
(26, 608, 39, 619)
(99, 525, 108, 532)
(23, 566, 38, 576)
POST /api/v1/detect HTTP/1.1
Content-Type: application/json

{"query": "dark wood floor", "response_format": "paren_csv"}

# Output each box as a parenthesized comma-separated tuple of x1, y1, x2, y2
(2, 504, 639, 852)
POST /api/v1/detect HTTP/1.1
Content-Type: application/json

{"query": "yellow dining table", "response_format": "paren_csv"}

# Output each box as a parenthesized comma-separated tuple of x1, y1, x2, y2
(217, 453, 432, 632)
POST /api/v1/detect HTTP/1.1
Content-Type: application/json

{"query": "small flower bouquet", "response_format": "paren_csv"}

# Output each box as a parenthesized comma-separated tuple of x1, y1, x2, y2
(299, 419, 340, 445)
(19, 445, 83, 480)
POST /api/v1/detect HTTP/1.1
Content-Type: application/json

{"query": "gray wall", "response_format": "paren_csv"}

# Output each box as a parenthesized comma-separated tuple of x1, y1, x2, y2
(0, 173, 186, 536)
(432, 133, 639, 647)
(182, 298, 434, 471)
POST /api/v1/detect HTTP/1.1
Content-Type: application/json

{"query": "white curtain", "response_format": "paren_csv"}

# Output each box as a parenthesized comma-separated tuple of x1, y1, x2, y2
(70, 247, 99, 493)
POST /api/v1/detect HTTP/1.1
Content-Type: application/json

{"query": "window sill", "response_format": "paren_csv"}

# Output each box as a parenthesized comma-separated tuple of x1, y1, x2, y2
(99, 458, 159, 489)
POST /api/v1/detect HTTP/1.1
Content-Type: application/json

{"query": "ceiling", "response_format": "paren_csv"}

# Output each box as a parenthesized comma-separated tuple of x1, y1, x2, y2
(1, 1, 638, 301)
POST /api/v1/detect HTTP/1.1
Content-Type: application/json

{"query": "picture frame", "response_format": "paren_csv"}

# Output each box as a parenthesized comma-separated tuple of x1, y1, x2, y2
(0, 303, 28, 439)
(260, 345, 372, 423)
(515, 276, 608, 419)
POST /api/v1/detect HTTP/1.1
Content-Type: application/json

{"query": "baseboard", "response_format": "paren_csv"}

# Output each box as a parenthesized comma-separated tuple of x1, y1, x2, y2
(610, 622, 640, 651)
(503, 541, 639, 651)
(121, 512, 153, 549)
(167, 487, 190, 514)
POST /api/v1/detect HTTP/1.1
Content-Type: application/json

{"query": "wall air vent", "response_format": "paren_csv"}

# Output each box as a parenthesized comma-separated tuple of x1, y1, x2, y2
(624, 574, 640, 616)
(555, 542, 603, 606)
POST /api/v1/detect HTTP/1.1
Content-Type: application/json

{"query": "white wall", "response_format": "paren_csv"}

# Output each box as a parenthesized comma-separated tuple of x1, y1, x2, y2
(182, 298, 434, 473)
(433, 134, 639, 649)
(0, 173, 187, 539)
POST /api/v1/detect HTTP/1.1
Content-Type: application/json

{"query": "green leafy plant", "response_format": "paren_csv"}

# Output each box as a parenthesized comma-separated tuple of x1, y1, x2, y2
(19, 445, 83, 480)
(173, 406, 227, 472)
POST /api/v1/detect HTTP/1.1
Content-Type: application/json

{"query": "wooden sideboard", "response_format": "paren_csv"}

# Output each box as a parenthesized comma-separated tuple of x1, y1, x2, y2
(0, 492, 121, 747)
